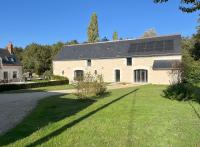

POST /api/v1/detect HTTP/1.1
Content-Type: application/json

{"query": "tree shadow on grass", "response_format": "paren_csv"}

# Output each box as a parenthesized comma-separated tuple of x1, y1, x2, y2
(188, 101, 200, 121)
(26, 89, 139, 147)
(0, 94, 96, 146)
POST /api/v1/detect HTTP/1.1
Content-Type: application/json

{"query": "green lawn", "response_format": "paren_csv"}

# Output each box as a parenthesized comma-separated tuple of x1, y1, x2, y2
(0, 85, 200, 147)
(3, 84, 74, 93)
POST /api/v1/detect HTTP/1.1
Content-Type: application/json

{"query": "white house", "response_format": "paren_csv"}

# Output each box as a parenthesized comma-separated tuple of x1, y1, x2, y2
(0, 43, 22, 83)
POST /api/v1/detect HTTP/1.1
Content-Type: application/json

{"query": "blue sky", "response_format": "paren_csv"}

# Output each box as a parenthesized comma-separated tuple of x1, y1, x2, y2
(0, 0, 198, 48)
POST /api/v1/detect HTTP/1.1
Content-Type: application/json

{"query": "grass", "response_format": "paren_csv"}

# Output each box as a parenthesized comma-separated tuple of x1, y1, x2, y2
(2, 84, 74, 93)
(0, 85, 200, 146)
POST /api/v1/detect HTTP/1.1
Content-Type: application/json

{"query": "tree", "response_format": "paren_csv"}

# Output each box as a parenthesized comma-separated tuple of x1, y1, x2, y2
(101, 36, 109, 42)
(13, 47, 24, 62)
(141, 28, 157, 38)
(113, 32, 119, 40)
(182, 37, 200, 84)
(23, 43, 52, 75)
(87, 13, 99, 43)
(66, 40, 78, 45)
(154, 0, 200, 13)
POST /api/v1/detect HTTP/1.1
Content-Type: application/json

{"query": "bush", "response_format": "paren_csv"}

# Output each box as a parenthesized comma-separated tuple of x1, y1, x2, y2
(43, 70, 52, 80)
(75, 73, 107, 99)
(51, 75, 68, 81)
(163, 83, 200, 102)
(0, 80, 69, 92)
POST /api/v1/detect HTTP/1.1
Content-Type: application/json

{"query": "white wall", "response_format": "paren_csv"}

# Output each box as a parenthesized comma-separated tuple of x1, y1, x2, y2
(53, 55, 181, 85)
(0, 66, 22, 81)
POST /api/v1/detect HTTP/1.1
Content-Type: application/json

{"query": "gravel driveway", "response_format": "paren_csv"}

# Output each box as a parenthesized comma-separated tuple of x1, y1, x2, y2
(0, 90, 73, 135)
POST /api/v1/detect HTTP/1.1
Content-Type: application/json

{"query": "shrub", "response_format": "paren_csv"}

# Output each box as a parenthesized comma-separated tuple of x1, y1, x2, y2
(163, 83, 200, 102)
(0, 80, 69, 92)
(75, 73, 107, 99)
(43, 70, 52, 80)
(51, 75, 68, 81)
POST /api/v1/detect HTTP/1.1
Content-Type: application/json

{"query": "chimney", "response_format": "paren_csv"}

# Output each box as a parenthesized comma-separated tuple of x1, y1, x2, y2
(7, 42, 14, 54)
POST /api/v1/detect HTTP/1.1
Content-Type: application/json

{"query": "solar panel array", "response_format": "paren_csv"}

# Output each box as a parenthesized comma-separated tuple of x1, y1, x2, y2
(128, 40, 174, 53)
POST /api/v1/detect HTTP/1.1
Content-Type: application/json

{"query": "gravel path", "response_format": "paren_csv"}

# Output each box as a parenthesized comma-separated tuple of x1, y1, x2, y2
(0, 90, 73, 135)
(0, 83, 137, 135)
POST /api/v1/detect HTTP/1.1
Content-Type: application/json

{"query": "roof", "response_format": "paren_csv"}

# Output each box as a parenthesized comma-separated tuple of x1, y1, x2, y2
(153, 60, 181, 70)
(54, 34, 181, 61)
(0, 48, 21, 66)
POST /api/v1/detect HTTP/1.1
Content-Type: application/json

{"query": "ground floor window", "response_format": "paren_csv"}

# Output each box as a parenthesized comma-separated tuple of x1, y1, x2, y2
(134, 69, 148, 83)
(13, 71, 17, 79)
(3, 71, 8, 80)
(74, 70, 84, 81)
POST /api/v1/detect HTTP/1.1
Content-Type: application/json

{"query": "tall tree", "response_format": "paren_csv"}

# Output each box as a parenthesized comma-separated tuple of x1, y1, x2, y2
(87, 13, 99, 43)
(141, 28, 157, 38)
(154, 0, 200, 13)
(113, 32, 119, 40)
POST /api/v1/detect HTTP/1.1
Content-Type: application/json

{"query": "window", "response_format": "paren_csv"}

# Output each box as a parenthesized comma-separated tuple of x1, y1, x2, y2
(87, 59, 91, 66)
(134, 69, 148, 83)
(62, 70, 64, 75)
(74, 70, 84, 81)
(3, 71, 8, 80)
(115, 70, 120, 82)
(127, 57, 132, 66)
(13, 71, 17, 79)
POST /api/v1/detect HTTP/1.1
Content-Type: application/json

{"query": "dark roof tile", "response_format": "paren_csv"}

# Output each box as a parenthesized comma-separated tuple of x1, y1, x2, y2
(0, 49, 21, 65)
(54, 34, 181, 61)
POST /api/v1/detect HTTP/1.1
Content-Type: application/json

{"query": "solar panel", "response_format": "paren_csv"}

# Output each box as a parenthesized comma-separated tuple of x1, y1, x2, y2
(128, 40, 174, 54)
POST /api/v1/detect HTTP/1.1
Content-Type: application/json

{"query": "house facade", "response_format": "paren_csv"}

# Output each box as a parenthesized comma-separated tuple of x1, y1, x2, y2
(0, 43, 22, 83)
(53, 35, 181, 85)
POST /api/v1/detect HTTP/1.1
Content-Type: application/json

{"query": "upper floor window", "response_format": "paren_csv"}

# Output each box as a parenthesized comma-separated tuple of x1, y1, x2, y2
(127, 57, 132, 66)
(87, 59, 91, 66)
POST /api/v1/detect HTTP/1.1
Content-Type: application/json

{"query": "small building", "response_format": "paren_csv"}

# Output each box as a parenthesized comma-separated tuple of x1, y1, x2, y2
(0, 43, 22, 83)
(53, 34, 181, 85)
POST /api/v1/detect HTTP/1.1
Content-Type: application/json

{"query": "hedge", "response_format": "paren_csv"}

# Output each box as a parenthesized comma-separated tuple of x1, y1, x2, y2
(0, 80, 69, 92)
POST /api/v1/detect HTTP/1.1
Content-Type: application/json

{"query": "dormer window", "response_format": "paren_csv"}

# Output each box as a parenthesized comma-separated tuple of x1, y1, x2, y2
(127, 57, 132, 66)
(87, 59, 91, 66)
(10, 58, 14, 62)
(5, 56, 9, 61)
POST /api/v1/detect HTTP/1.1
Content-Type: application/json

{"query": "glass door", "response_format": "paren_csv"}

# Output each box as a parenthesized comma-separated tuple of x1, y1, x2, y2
(134, 69, 148, 83)
(115, 70, 120, 82)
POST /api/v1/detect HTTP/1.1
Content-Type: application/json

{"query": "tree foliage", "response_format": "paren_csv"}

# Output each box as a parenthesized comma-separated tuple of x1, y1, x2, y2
(87, 13, 99, 43)
(13, 47, 24, 62)
(101, 36, 109, 42)
(154, 0, 200, 13)
(22, 43, 52, 75)
(141, 28, 157, 38)
(113, 32, 119, 40)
